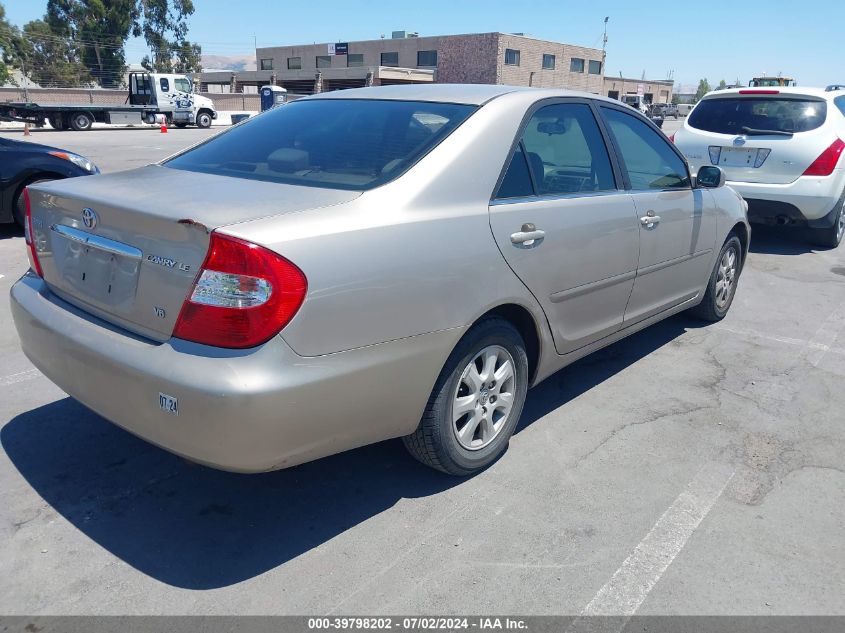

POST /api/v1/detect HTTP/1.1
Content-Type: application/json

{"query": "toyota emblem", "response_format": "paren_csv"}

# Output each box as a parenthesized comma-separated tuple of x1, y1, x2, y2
(81, 207, 97, 229)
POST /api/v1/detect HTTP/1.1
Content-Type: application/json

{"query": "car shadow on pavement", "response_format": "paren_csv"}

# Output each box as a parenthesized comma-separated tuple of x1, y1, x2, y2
(2, 314, 698, 590)
(748, 224, 817, 255)
(0, 224, 23, 240)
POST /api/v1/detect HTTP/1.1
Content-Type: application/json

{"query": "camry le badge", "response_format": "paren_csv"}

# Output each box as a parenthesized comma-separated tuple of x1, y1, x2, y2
(81, 207, 97, 229)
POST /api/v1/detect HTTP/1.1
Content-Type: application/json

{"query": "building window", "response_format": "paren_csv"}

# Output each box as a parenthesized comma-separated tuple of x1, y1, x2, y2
(381, 51, 399, 67)
(260, 58, 273, 71)
(347, 53, 364, 67)
(316, 55, 331, 68)
(570, 58, 585, 73)
(542, 54, 555, 70)
(607, 90, 619, 100)
(287, 57, 301, 70)
(588, 60, 602, 75)
(504, 48, 520, 66)
(417, 50, 437, 67)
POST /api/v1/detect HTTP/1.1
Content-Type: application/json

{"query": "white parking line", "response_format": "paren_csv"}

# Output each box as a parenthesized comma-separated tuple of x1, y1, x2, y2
(806, 300, 845, 367)
(0, 368, 40, 387)
(567, 462, 735, 631)
(713, 324, 845, 358)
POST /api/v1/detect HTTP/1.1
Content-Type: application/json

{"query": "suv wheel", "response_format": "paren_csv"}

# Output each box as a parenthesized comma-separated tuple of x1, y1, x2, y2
(811, 202, 844, 248)
(689, 235, 743, 322)
(403, 317, 529, 476)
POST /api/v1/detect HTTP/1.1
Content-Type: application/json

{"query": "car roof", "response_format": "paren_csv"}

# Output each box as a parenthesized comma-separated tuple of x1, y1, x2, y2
(702, 86, 840, 100)
(303, 83, 616, 106)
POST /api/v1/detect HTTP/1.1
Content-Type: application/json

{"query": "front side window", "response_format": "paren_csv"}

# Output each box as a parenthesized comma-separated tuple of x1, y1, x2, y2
(601, 107, 690, 190)
(260, 58, 273, 70)
(381, 52, 399, 67)
(570, 58, 585, 73)
(347, 53, 364, 67)
(159, 77, 170, 92)
(588, 60, 602, 75)
(316, 55, 332, 68)
(688, 97, 827, 134)
(287, 57, 301, 70)
(417, 50, 437, 67)
(174, 78, 192, 93)
(505, 49, 520, 66)
(519, 103, 616, 195)
(542, 54, 555, 70)
(164, 99, 477, 191)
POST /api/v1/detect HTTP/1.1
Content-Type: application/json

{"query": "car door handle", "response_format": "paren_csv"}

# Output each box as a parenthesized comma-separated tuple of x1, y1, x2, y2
(510, 229, 546, 245)
(640, 211, 661, 227)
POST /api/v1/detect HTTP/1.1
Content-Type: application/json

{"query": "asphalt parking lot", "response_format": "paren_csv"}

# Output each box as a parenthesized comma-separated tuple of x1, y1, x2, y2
(0, 122, 843, 616)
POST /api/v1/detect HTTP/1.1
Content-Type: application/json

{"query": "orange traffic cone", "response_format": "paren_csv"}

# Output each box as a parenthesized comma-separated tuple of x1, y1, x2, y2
(23, 123, 31, 136)
(160, 120, 168, 134)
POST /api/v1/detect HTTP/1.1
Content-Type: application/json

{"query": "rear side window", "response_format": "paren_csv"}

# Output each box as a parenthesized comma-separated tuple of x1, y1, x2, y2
(520, 103, 616, 195)
(496, 143, 534, 199)
(601, 107, 689, 190)
(159, 77, 170, 92)
(836, 96, 845, 117)
(688, 97, 827, 134)
(164, 99, 476, 191)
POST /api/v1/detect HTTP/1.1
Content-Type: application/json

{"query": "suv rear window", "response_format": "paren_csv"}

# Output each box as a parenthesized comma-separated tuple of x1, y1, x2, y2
(164, 99, 476, 190)
(688, 97, 827, 135)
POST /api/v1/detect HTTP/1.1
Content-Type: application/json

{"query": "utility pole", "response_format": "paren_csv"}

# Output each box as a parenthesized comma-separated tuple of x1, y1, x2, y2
(602, 16, 608, 53)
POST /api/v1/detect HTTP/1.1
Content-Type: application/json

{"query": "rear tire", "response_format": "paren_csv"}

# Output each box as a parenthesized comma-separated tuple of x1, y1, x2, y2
(48, 115, 65, 131)
(403, 317, 529, 476)
(69, 112, 93, 131)
(810, 203, 844, 248)
(689, 235, 743, 322)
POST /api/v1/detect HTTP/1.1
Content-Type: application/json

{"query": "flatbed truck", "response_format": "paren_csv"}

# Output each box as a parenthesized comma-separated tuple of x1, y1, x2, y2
(0, 72, 217, 131)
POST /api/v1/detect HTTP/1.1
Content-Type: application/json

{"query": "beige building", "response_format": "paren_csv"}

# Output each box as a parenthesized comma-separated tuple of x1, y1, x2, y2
(603, 76, 674, 104)
(218, 32, 605, 95)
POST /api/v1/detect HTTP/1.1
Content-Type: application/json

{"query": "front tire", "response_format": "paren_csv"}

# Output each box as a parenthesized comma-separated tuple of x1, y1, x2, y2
(196, 111, 212, 128)
(403, 317, 529, 476)
(810, 203, 844, 248)
(689, 235, 743, 322)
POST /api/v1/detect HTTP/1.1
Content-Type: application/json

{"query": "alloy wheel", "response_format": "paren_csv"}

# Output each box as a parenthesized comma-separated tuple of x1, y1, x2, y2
(715, 246, 738, 310)
(451, 345, 517, 451)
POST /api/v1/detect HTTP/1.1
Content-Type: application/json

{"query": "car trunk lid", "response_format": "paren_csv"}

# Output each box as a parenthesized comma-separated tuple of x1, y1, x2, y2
(27, 165, 360, 341)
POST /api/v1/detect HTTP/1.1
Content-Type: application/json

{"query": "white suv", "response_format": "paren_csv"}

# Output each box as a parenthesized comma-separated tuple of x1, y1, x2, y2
(673, 86, 845, 247)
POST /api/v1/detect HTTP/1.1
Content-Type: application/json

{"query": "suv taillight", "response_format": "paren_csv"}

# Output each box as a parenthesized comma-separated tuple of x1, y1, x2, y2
(23, 188, 43, 278)
(173, 232, 307, 349)
(803, 138, 845, 177)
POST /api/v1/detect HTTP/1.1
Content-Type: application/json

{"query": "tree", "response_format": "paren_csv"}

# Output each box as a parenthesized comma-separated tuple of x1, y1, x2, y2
(46, 0, 136, 88)
(134, 0, 201, 73)
(0, 2, 24, 85)
(671, 94, 680, 105)
(20, 19, 92, 87)
(694, 78, 711, 103)
(717, 79, 727, 90)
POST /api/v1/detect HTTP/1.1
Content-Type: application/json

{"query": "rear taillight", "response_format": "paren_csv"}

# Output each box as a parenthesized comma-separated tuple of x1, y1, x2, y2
(803, 138, 844, 177)
(23, 188, 43, 278)
(173, 232, 307, 349)
(668, 133, 675, 143)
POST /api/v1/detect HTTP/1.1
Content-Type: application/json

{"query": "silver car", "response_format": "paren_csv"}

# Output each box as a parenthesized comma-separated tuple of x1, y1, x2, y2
(11, 85, 749, 475)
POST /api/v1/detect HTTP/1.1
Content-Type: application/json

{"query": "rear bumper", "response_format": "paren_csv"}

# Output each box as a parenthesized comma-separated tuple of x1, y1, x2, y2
(728, 169, 845, 223)
(11, 274, 457, 472)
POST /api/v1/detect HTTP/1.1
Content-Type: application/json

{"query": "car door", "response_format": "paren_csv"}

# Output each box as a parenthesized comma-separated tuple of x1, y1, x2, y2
(598, 105, 716, 325)
(488, 100, 641, 355)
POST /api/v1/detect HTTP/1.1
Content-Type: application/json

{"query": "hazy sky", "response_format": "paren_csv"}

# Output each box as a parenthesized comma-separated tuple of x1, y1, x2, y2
(5, 0, 843, 88)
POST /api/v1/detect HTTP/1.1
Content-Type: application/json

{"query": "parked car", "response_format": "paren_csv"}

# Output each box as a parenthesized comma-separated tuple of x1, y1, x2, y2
(11, 85, 749, 476)
(673, 86, 845, 247)
(677, 104, 694, 117)
(0, 136, 99, 226)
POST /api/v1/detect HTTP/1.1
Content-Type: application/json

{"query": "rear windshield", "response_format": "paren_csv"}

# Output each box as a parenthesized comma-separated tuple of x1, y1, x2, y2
(688, 97, 827, 134)
(164, 99, 477, 190)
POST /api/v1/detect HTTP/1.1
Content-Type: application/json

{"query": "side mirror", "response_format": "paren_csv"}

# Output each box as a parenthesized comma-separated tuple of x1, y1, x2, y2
(696, 165, 725, 188)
